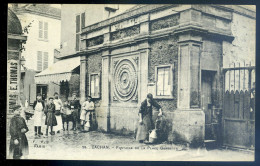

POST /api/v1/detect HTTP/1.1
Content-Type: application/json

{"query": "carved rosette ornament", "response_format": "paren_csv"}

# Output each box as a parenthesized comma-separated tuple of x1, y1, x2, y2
(113, 58, 138, 102)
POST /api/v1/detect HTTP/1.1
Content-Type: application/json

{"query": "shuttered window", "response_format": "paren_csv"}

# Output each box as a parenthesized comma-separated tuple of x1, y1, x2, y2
(75, 12, 85, 52)
(37, 51, 43, 71)
(76, 34, 80, 52)
(39, 21, 48, 40)
(81, 12, 85, 29)
(43, 52, 49, 70)
(39, 21, 43, 39)
(44, 22, 48, 40)
(76, 15, 80, 33)
(37, 51, 49, 71)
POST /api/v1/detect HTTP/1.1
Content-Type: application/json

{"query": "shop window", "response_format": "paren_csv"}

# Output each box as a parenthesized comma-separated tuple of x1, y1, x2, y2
(89, 73, 100, 98)
(39, 21, 48, 40)
(155, 65, 174, 98)
(37, 51, 49, 71)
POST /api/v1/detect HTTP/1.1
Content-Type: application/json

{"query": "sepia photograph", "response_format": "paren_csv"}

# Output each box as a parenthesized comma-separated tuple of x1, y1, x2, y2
(6, 4, 255, 161)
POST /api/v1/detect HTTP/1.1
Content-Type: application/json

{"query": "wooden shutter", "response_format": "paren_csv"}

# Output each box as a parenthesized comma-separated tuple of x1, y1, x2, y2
(44, 22, 48, 40)
(39, 21, 43, 39)
(76, 15, 80, 33)
(37, 51, 42, 71)
(43, 52, 48, 70)
(81, 12, 85, 29)
(76, 34, 80, 51)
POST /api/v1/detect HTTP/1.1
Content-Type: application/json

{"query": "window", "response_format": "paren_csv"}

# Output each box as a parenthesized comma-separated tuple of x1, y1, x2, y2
(155, 65, 174, 98)
(89, 73, 100, 98)
(39, 21, 48, 40)
(37, 51, 49, 71)
(76, 12, 85, 51)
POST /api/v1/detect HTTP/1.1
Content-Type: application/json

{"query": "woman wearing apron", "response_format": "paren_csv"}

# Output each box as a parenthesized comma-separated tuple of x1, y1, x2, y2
(136, 93, 162, 143)
(33, 94, 45, 137)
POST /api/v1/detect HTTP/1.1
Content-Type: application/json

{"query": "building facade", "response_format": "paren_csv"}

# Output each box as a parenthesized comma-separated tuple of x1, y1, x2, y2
(35, 5, 255, 146)
(11, 4, 61, 104)
(7, 8, 27, 113)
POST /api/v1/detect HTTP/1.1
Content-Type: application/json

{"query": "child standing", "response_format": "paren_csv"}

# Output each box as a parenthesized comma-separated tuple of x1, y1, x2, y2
(62, 100, 71, 131)
(44, 97, 57, 136)
(80, 96, 95, 132)
(9, 105, 29, 159)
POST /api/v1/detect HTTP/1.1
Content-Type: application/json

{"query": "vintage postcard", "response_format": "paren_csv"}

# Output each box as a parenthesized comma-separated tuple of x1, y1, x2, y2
(7, 4, 255, 161)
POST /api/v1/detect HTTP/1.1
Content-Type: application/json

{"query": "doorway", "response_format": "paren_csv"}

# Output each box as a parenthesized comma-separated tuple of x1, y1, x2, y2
(36, 84, 48, 101)
(201, 70, 216, 140)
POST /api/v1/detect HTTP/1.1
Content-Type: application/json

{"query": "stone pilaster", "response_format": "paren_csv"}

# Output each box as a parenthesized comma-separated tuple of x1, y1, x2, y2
(80, 55, 87, 104)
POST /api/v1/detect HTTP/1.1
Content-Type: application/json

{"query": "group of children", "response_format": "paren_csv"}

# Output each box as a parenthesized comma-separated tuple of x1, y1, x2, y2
(8, 92, 96, 159)
(33, 92, 96, 137)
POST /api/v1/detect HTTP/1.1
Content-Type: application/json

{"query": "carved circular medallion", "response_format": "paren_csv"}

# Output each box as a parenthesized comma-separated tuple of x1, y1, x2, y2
(114, 59, 137, 102)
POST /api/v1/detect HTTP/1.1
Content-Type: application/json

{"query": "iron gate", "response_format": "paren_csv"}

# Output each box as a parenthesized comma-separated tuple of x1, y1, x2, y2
(222, 64, 255, 149)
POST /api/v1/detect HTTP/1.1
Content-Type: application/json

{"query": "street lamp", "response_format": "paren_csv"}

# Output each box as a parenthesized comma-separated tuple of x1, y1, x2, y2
(20, 56, 26, 66)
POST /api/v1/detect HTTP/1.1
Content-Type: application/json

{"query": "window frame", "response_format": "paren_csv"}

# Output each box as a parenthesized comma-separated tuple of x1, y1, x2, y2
(154, 64, 174, 99)
(88, 73, 101, 99)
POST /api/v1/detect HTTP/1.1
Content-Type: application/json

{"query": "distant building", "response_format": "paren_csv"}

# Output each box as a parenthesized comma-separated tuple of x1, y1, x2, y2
(35, 4, 134, 101)
(11, 4, 61, 104)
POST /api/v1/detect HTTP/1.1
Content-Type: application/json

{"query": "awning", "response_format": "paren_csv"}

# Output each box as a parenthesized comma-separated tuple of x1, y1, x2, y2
(35, 56, 80, 84)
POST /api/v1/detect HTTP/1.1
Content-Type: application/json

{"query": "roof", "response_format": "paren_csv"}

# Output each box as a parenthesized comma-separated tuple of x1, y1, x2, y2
(8, 8, 23, 34)
(124, 5, 147, 13)
(35, 56, 80, 83)
(13, 4, 61, 19)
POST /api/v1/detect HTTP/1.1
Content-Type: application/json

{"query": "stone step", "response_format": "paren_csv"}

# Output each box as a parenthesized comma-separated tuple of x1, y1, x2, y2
(204, 139, 217, 150)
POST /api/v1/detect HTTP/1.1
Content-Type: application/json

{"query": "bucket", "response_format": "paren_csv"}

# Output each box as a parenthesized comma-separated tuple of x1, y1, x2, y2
(149, 129, 157, 143)
(84, 121, 90, 131)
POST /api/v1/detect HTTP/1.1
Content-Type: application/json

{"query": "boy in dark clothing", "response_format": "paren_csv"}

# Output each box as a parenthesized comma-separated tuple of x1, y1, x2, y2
(70, 93, 81, 131)
(62, 100, 72, 131)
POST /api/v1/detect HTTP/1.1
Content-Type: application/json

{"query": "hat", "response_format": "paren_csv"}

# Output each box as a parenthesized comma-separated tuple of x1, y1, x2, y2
(12, 105, 21, 111)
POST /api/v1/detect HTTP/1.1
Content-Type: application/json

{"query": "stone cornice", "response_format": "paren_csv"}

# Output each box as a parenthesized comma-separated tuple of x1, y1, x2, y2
(82, 5, 176, 34)
(8, 33, 27, 41)
(80, 23, 234, 55)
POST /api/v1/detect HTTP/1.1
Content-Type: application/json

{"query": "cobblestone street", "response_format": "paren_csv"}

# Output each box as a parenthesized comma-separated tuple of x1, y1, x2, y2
(6, 114, 254, 161)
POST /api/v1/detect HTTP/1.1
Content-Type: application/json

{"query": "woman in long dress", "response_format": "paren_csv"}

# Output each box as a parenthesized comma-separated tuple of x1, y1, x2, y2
(136, 93, 162, 143)
(9, 105, 29, 159)
(45, 97, 57, 136)
(53, 92, 63, 133)
(33, 94, 45, 136)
